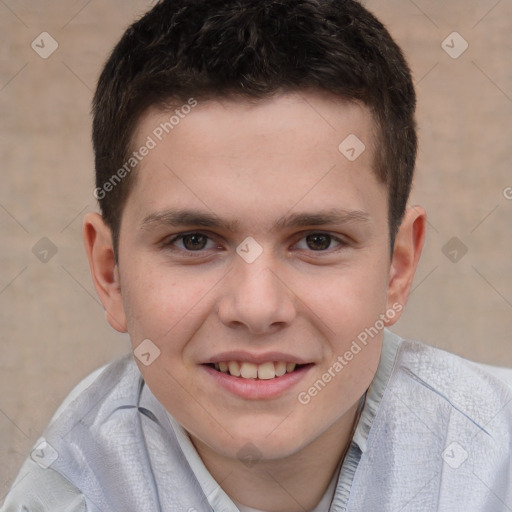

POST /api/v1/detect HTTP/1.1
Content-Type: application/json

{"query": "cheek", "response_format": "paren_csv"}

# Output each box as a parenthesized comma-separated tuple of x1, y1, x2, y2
(313, 336, 382, 425)
(121, 258, 217, 346)
(294, 260, 389, 337)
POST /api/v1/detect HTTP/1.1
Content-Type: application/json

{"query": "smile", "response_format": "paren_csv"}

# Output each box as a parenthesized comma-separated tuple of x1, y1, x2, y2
(202, 360, 313, 400)
(207, 361, 303, 380)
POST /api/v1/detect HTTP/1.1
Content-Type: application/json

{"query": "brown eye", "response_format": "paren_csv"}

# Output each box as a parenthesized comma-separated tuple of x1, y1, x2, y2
(305, 233, 332, 251)
(164, 231, 221, 256)
(181, 233, 209, 250)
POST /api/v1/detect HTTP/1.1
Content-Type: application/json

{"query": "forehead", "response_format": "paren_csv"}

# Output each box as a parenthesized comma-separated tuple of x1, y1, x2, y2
(135, 91, 377, 156)
(126, 91, 385, 230)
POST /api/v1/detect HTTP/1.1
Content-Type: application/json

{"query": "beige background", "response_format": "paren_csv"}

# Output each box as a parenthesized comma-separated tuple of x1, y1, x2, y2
(1, 0, 511, 497)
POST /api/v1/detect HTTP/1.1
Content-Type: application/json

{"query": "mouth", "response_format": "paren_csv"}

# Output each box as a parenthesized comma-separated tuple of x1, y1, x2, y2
(201, 352, 314, 399)
(204, 361, 311, 380)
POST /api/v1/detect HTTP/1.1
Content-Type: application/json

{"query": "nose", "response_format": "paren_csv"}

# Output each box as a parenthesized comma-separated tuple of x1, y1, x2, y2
(217, 253, 297, 335)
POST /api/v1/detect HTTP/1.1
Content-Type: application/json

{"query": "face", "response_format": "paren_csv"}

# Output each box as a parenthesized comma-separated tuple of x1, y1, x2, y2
(85, 91, 424, 462)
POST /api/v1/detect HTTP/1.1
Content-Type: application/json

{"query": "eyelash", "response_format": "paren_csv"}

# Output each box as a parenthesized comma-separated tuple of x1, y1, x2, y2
(164, 231, 348, 255)
(165, 232, 220, 253)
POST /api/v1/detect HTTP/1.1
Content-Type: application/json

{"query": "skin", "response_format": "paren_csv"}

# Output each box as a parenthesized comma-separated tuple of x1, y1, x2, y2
(84, 91, 425, 511)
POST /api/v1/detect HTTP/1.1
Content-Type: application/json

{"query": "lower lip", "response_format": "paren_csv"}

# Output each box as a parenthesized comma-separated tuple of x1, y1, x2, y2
(201, 364, 313, 400)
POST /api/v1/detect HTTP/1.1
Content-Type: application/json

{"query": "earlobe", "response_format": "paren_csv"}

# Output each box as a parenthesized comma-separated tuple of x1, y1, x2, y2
(385, 206, 426, 326)
(83, 213, 127, 333)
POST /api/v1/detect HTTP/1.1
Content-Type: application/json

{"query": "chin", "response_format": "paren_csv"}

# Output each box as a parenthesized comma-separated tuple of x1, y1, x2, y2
(236, 425, 312, 460)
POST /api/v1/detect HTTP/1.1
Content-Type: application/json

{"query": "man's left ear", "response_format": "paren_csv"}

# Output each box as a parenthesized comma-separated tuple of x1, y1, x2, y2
(385, 206, 426, 326)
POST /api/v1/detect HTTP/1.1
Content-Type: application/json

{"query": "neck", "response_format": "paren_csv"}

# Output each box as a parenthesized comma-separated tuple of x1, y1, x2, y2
(191, 400, 361, 512)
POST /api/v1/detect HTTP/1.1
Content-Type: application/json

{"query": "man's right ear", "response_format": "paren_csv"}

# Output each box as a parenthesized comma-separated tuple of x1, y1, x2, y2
(83, 212, 127, 333)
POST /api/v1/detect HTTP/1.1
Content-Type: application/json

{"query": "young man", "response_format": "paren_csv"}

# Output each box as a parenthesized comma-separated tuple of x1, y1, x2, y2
(3, 0, 511, 510)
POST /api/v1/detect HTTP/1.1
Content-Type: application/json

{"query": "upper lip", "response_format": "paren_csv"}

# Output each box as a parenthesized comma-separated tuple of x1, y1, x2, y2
(204, 351, 312, 365)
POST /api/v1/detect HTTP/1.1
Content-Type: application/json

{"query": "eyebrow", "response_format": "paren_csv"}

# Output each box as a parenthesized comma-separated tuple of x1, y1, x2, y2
(140, 207, 371, 232)
(141, 209, 239, 232)
(273, 209, 371, 231)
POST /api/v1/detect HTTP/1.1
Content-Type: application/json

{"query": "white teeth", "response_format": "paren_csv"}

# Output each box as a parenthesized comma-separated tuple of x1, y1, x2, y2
(240, 362, 258, 378)
(274, 361, 287, 377)
(286, 362, 296, 373)
(213, 360, 302, 379)
(257, 362, 276, 380)
(228, 361, 241, 377)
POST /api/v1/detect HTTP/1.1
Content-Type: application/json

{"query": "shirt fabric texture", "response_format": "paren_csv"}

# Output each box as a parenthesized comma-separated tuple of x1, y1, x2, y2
(2, 329, 512, 511)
